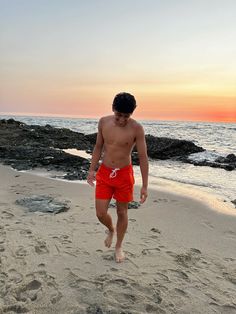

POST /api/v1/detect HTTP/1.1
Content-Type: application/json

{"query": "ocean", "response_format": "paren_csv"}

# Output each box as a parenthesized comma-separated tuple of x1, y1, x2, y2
(1, 114, 236, 212)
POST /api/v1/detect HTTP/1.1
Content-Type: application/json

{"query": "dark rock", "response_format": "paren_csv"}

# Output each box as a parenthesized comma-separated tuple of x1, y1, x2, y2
(84, 133, 97, 145)
(0, 145, 90, 179)
(109, 200, 140, 209)
(0, 118, 92, 149)
(144, 135, 204, 159)
(131, 151, 139, 165)
(215, 156, 225, 163)
(231, 199, 236, 207)
(185, 154, 236, 171)
(85, 133, 204, 160)
(128, 201, 141, 209)
(16, 195, 70, 214)
(86, 305, 103, 314)
(225, 154, 236, 163)
(215, 154, 236, 165)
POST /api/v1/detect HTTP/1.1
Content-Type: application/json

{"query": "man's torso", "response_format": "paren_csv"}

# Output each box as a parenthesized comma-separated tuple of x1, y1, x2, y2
(101, 115, 138, 168)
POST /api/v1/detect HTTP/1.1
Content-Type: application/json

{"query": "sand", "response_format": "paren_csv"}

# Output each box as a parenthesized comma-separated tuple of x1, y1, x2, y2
(0, 164, 236, 314)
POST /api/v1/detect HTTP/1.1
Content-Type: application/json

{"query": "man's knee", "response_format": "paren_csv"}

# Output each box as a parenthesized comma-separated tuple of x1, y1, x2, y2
(95, 199, 110, 219)
(117, 211, 127, 220)
(96, 210, 107, 219)
(116, 202, 128, 216)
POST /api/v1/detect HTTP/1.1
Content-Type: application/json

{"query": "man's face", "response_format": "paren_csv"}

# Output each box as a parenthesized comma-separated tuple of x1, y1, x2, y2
(113, 110, 131, 127)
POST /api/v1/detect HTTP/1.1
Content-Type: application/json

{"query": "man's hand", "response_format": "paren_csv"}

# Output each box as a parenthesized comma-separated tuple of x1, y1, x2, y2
(87, 171, 96, 187)
(140, 186, 148, 204)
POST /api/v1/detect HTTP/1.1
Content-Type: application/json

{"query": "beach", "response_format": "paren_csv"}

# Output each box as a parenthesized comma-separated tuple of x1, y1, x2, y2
(0, 164, 236, 314)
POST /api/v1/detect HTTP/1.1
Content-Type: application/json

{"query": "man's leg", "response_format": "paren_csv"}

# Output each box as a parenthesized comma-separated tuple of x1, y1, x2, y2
(115, 201, 128, 262)
(96, 199, 115, 248)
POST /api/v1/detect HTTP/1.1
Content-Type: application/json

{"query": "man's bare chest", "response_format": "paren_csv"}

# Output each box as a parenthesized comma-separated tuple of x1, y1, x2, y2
(103, 127, 135, 147)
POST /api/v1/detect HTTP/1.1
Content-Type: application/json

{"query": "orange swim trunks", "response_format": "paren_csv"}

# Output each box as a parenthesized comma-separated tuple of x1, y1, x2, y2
(95, 163, 135, 202)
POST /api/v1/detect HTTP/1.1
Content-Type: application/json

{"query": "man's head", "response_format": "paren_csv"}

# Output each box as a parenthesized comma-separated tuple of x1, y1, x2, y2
(112, 92, 136, 127)
(112, 92, 136, 114)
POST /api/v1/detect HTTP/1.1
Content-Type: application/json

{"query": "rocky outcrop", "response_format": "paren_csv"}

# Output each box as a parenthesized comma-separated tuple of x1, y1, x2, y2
(0, 119, 91, 179)
(182, 153, 236, 171)
(0, 118, 91, 149)
(0, 145, 90, 179)
(0, 119, 234, 177)
(144, 135, 204, 159)
(85, 133, 204, 162)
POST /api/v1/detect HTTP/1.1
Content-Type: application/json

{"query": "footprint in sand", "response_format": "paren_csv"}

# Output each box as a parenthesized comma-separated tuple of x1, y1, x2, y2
(103, 277, 165, 312)
(67, 270, 102, 295)
(110, 267, 119, 272)
(38, 263, 46, 269)
(125, 251, 137, 258)
(142, 247, 161, 255)
(0, 272, 8, 285)
(141, 236, 160, 244)
(167, 248, 202, 268)
(150, 227, 161, 234)
(102, 251, 115, 261)
(0, 245, 5, 252)
(20, 229, 33, 237)
(224, 257, 235, 262)
(146, 304, 165, 313)
(224, 230, 236, 240)
(174, 288, 189, 297)
(2, 304, 29, 313)
(7, 268, 23, 284)
(15, 246, 28, 258)
(13, 279, 42, 302)
(0, 274, 44, 311)
(33, 270, 62, 304)
(201, 221, 214, 229)
(153, 198, 169, 203)
(210, 303, 236, 314)
(168, 269, 189, 281)
(35, 240, 49, 254)
(222, 270, 236, 285)
(56, 234, 72, 245)
(155, 272, 170, 282)
(1, 210, 14, 219)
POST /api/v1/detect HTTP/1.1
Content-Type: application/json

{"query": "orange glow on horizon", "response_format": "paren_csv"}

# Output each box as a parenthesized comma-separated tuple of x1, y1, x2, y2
(1, 109, 235, 123)
(1, 88, 235, 123)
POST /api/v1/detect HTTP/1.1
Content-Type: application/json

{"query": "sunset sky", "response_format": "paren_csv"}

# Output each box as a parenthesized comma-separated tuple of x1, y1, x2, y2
(1, 0, 236, 122)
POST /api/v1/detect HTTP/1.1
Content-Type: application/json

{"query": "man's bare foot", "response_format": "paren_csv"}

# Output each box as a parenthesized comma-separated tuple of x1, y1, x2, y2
(104, 229, 114, 248)
(115, 247, 125, 263)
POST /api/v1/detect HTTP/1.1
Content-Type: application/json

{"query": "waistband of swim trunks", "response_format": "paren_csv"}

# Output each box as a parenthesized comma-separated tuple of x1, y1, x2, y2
(100, 163, 133, 172)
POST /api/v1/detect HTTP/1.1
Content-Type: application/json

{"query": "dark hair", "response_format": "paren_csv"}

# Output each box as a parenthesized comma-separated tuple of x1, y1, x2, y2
(112, 92, 137, 114)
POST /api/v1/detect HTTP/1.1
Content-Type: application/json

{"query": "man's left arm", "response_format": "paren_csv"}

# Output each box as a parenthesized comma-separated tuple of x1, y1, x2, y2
(135, 124, 149, 203)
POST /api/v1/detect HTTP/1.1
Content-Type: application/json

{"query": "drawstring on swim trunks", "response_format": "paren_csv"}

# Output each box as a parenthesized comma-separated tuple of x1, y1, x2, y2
(109, 168, 120, 178)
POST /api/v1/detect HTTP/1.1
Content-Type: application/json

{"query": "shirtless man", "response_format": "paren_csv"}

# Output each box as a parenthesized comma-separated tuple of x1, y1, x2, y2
(87, 92, 148, 262)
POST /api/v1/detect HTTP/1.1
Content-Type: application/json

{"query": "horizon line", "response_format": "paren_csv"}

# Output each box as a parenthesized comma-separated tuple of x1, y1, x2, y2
(0, 111, 235, 124)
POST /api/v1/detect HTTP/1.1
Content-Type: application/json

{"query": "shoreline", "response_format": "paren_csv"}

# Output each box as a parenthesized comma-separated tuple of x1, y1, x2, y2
(1, 163, 236, 313)
(17, 164, 236, 216)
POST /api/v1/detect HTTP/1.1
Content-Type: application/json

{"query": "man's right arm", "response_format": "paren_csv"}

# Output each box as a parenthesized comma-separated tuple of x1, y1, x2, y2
(87, 118, 104, 186)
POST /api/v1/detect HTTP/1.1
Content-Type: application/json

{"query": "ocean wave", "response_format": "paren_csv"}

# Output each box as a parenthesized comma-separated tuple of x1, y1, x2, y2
(188, 151, 226, 163)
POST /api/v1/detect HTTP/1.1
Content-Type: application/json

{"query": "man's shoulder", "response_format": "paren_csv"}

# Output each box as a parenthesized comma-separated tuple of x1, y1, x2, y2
(130, 119, 143, 130)
(99, 115, 113, 122)
(98, 115, 113, 125)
